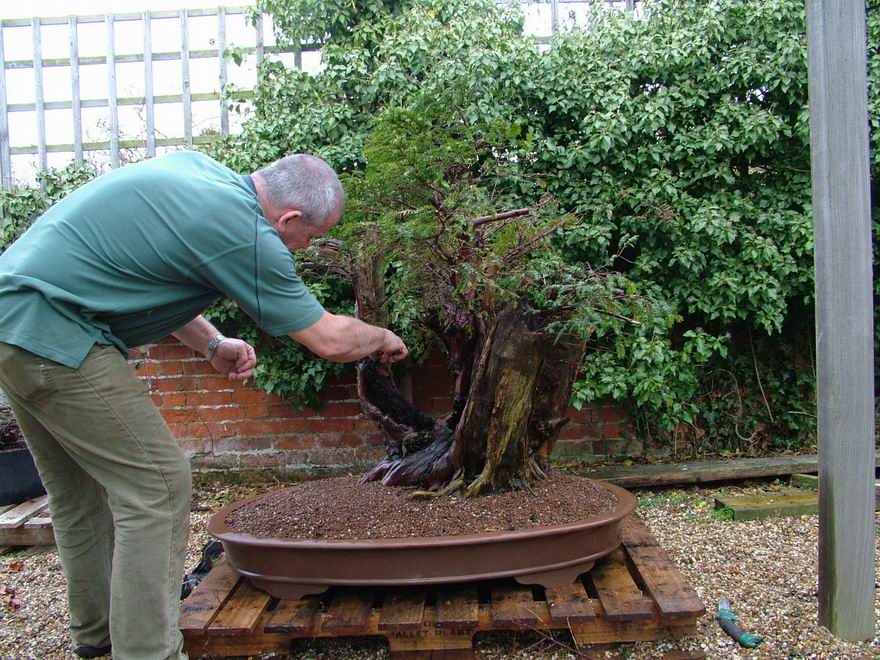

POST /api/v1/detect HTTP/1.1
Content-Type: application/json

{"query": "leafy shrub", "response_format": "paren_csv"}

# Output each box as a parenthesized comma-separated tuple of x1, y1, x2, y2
(1, 162, 97, 250)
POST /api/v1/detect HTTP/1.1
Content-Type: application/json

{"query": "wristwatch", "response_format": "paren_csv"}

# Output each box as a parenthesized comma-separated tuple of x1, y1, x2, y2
(206, 334, 226, 361)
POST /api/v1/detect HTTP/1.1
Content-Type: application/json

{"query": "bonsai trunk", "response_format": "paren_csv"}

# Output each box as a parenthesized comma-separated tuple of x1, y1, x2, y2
(360, 303, 585, 496)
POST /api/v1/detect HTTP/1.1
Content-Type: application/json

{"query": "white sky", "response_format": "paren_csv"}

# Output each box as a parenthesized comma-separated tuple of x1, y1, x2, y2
(0, 0, 590, 185)
(0, 1, 256, 20)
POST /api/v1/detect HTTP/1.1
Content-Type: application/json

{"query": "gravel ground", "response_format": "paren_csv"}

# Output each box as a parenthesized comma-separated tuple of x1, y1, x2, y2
(1, 476, 879, 659)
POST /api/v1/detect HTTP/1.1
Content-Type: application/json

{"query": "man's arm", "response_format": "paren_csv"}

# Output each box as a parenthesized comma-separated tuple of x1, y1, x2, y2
(290, 312, 408, 363)
(173, 315, 257, 380)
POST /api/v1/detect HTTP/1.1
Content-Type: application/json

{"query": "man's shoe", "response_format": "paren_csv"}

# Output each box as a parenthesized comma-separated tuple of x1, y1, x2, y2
(74, 644, 112, 658)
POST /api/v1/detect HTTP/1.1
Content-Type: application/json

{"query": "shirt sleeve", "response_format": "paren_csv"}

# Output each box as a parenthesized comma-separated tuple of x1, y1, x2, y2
(193, 216, 325, 336)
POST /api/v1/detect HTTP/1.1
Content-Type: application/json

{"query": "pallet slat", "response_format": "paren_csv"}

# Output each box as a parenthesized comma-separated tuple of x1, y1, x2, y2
(623, 518, 704, 619)
(545, 581, 596, 623)
(178, 561, 241, 633)
(588, 548, 652, 621)
(23, 516, 52, 529)
(378, 590, 426, 631)
(321, 591, 374, 632)
(435, 587, 479, 629)
(263, 598, 320, 633)
(0, 496, 48, 528)
(490, 584, 543, 626)
(208, 579, 272, 635)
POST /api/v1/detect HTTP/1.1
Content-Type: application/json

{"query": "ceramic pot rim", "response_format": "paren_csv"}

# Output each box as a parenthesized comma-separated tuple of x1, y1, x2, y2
(208, 479, 636, 550)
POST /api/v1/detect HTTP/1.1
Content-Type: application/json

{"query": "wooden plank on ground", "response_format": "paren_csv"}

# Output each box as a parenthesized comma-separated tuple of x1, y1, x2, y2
(0, 496, 48, 528)
(545, 581, 596, 623)
(435, 587, 479, 629)
(0, 526, 54, 545)
(0, 505, 16, 515)
(791, 474, 819, 490)
(263, 598, 320, 633)
(378, 589, 426, 631)
(489, 584, 543, 626)
(714, 491, 819, 521)
(622, 518, 704, 619)
(321, 591, 374, 632)
(23, 516, 51, 529)
(178, 561, 241, 633)
(588, 549, 652, 621)
(580, 454, 880, 489)
(207, 579, 272, 635)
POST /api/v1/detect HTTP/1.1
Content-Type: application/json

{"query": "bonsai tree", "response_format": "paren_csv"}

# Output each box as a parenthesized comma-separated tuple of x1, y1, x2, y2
(312, 107, 648, 496)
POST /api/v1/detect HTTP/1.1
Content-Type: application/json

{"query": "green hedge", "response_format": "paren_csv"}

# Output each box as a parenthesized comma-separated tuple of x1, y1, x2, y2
(3, 0, 878, 453)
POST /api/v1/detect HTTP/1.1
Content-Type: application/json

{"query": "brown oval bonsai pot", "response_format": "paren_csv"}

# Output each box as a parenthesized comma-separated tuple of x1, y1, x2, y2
(208, 480, 637, 599)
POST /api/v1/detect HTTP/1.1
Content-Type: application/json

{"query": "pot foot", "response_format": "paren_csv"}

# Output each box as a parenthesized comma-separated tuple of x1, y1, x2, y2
(513, 561, 595, 589)
(247, 578, 328, 600)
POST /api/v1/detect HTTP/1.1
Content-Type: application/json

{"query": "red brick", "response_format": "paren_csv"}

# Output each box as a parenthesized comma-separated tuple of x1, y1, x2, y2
(267, 404, 314, 419)
(355, 417, 379, 432)
(205, 422, 237, 438)
(148, 344, 196, 360)
(182, 360, 220, 375)
(320, 433, 366, 448)
(155, 393, 187, 407)
(600, 422, 627, 439)
(245, 404, 271, 419)
(232, 389, 271, 405)
(166, 422, 189, 438)
(307, 418, 355, 433)
(593, 405, 626, 423)
(319, 401, 363, 418)
(233, 419, 303, 436)
(161, 408, 193, 424)
(273, 435, 313, 450)
(153, 376, 197, 392)
(566, 406, 594, 424)
(177, 437, 211, 455)
(197, 376, 238, 390)
(215, 436, 273, 453)
(322, 384, 359, 401)
(366, 433, 385, 447)
(186, 391, 233, 406)
(128, 348, 147, 360)
(195, 406, 246, 422)
(353, 446, 386, 463)
(132, 361, 160, 377)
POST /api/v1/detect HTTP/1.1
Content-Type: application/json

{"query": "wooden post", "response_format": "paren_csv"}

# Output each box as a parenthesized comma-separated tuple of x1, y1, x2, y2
(180, 10, 192, 149)
(143, 11, 155, 158)
(217, 8, 228, 136)
(31, 18, 47, 178)
(105, 15, 119, 168)
(805, 0, 875, 641)
(0, 22, 11, 191)
(69, 17, 83, 166)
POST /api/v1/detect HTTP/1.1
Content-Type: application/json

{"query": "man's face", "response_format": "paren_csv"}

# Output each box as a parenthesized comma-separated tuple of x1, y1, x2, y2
(277, 205, 341, 250)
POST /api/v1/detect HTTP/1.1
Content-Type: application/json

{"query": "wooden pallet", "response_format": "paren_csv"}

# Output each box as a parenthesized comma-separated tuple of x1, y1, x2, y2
(0, 496, 54, 548)
(180, 516, 704, 658)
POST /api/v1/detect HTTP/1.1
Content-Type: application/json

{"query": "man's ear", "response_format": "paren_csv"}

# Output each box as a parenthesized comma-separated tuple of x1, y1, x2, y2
(277, 209, 303, 228)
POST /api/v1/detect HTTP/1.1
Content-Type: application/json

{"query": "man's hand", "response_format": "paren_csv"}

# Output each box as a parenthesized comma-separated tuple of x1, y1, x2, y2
(370, 329, 408, 364)
(209, 338, 257, 380)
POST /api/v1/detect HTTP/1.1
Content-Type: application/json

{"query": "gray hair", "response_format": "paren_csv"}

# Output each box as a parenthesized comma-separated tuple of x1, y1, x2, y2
(255, 154, 345, 226)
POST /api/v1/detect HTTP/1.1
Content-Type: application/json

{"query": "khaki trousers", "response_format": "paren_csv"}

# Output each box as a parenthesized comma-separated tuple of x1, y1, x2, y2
(0, 342, 190, 660)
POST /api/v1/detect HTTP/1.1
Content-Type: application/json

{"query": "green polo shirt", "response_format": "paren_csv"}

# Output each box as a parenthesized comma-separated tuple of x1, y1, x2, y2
(0, 151, 325, 368)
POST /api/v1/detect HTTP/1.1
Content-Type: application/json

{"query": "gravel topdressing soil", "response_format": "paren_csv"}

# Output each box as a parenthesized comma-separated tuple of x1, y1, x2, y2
(224, 471, 619, 540)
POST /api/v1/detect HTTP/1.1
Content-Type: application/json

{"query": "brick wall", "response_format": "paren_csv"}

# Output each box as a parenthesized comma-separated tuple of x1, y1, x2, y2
(131, 339, 637, 473)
